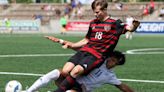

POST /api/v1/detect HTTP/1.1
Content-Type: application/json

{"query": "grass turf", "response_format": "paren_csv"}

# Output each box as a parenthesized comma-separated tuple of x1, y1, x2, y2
(0, 34, 164, 92)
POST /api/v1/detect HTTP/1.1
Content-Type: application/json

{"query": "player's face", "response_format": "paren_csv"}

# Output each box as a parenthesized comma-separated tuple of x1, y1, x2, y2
(93, 6, 106, 21)
(106, 57, 118, 69)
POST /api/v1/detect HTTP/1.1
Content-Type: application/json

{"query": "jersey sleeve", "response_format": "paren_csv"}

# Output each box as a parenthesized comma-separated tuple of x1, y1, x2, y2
(107, 70, 122, 85)
(115, 19, 127, 34)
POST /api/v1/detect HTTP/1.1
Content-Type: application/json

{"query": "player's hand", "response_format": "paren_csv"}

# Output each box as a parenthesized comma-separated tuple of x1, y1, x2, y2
(132, 20, 140, 32)
(62, 44, 68, 49)
(45, 36, 59, 43)
(62, 42, 73, 49)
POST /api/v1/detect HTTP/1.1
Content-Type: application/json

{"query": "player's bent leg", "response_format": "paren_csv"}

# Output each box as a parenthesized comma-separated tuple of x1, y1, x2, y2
(70, 65, 84, 78)
(62, 62, 75, 76)
(26, 69, 60, 92)
(54, 65, 82, 92)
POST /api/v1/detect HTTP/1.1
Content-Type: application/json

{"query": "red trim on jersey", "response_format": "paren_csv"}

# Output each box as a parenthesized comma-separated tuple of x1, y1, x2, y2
(80, 46, 102, 58)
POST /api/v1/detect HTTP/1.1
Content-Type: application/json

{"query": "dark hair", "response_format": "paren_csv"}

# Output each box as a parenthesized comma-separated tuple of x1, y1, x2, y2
(110, 51, 125, 65)
(91, 0, 108, 10)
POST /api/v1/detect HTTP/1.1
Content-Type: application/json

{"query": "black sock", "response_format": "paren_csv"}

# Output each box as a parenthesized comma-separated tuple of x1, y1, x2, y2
(55, 75, 76, 92)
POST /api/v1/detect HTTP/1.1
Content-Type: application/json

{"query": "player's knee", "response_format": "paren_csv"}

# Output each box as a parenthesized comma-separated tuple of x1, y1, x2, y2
(62, 62, 75, 75)
(70, 65, 84, 77)
(61, 70, 69, 76)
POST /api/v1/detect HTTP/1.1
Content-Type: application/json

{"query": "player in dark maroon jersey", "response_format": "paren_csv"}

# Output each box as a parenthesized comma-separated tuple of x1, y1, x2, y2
(52, 0, 140, 92)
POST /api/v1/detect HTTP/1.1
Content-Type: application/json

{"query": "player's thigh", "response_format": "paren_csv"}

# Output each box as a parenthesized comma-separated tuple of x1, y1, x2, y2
(62, 62, 75, 75)
(70, 65, 84, 77)
(63, 51, 85, 74)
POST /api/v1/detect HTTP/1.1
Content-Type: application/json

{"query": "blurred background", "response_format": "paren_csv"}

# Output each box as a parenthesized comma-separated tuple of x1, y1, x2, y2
(0, 0, 164, 34)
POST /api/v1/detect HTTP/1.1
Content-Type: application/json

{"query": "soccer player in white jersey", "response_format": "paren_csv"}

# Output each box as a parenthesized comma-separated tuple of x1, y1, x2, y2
(24, 36, 133, 92)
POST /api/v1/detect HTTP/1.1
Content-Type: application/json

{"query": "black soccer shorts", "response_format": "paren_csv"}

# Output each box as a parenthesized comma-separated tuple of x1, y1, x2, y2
(68, 51, 104, 75)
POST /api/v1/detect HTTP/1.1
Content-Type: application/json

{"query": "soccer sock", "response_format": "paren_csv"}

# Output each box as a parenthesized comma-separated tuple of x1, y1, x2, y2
(54, 75, 76, 92)
(26, 69, 60, 92)
(55, 73, 67, 86)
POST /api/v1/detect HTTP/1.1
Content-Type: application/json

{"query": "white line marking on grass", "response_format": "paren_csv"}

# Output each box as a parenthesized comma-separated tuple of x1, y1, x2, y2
(120, 79, 164, 84)
(1, 72, 164, 84)
(126, 48, 164, 54)
(0, 54, 74, 57)
(0, 72, 43, 76)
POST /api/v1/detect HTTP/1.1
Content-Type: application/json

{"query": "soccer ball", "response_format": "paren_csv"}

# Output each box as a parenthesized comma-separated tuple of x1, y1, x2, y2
(5, 80, 22, 92)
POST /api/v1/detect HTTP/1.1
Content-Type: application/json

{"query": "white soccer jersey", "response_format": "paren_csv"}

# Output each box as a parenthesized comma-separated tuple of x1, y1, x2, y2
(77, 61, 121, 92)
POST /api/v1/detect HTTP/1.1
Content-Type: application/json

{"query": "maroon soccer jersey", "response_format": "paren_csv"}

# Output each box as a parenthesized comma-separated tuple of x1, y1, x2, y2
(80, 17, 127, 58)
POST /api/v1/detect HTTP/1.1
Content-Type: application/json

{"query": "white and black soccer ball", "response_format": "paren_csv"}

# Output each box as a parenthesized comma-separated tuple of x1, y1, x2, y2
(5, 80, 22, 92)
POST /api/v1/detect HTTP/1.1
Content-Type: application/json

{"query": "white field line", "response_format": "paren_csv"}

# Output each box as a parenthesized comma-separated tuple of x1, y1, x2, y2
(0, 72, 43, 76)
(0, 54, 74, 57)
(119, 79, 164, 84)
(0, 72, 164, 84)
(126, 48, 164, 54)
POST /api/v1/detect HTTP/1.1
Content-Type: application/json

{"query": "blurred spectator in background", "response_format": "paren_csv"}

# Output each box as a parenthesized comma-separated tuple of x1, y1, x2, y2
(142, 0, 155, 17)
(33, 14, 44, 25)
(60, 14, 67, 35)
(142, 4, 149, 16)
(64, 3, 72, 19)
(125, 15, 134, 40)
(149, 0, 155, 15)
(4, 18, 12, 34)
(114, 0, 124, 10)
(76, 2, 84, 19)
(33, 14, 43, 21)
(41, 5, 52, 16)
(71, 0, 77, 9)
(158, 7, 164, 20)
(41, 5, 52, 11)
(55, 8, 61, 18)
(70, 0, 77, 19)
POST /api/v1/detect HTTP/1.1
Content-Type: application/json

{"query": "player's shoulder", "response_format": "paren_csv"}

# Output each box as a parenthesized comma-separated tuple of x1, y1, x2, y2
(109, 17, 123, 22)
(110, 17, 119, 21)
(110, 17, 125, 26)
(106, 17, 123, 24)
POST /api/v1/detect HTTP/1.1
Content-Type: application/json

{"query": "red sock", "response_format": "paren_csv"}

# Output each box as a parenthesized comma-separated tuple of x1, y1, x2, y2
(54, 75, 76, 92)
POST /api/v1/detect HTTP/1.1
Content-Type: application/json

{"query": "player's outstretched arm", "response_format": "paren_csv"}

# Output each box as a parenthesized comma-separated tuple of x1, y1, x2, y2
(45, 36, 73, 45)
(115, 83, 134, 92)
(44, 36, 82, 50)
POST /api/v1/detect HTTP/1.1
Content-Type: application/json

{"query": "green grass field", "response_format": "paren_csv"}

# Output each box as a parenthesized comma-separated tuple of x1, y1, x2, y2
(0, 34, 164, 92)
